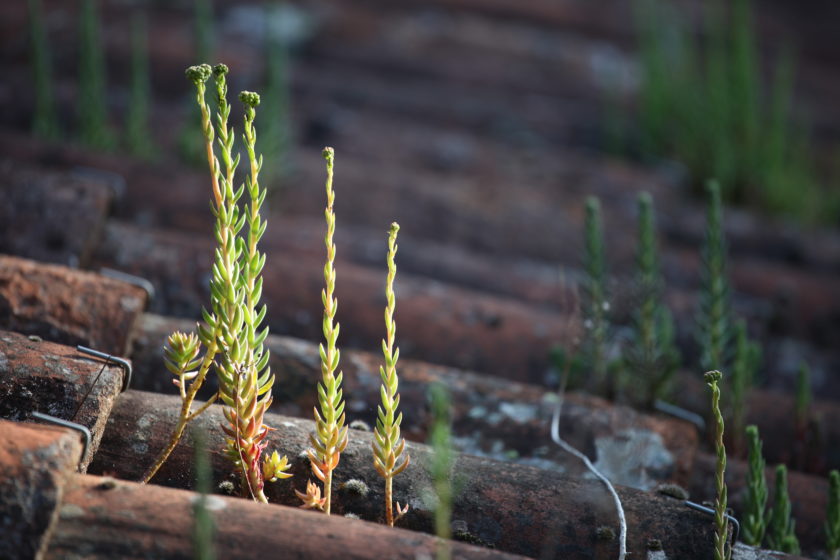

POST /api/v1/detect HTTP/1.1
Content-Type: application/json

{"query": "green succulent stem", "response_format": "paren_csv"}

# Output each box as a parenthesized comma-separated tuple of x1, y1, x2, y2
(304, 147, 348, 515)
(766, 465, 800, 554)
(78, 0, 112, 148)
(126, 11, 154, 158)
(742, 425, 768, 546)
(730, 321, 760, 454)
(28, 0, 59, 140)
(429, 383, 454, 560)
(373, 223, 410, 527)
(705, 370, 730, 560)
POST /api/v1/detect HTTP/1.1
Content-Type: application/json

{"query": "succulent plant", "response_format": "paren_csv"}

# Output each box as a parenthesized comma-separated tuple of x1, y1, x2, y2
(766, 464, 800, 554)
(826, 470, 840, 560)
(144, 65, 291, 501)
(698, 182, 731, 374)
(581, 196, 612, 396)
(300, 147, 348, 514)
(27, 0, 59, 140)
(373, 223, 410, 526)
(78, 0, 113, 149)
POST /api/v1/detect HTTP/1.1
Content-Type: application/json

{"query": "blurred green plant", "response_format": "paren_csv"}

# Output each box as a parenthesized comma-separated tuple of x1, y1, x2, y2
(827, 470, 840, 560)
(78, 0, 113, 148)
(581, 197, 612, 396)
(729, 320, 760, 453)
(125, 11, 155, 158)
(428, 382, 454, 560)
(193, 430, 215, 560)
(27, 0, 59, 140)
(373, 223, 410, 527)
(632, 0, 836, 223)
(260, 4, 293, 191)
(179, 0, 214, 165)
(742, 425, 768, 546)
(705, 370, 730, 560)
(795, 362, 811, 432)
(697, 181, 731, 374)
(623, 192, 680, 406)
(766, 464, 800, 554)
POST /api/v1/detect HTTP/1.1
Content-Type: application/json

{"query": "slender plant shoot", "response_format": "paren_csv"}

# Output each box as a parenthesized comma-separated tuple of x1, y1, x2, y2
(299, 147, 348, 514)
(766, 465, 800, 554)
(28, 0, 59, 140)
(826, 470, 840, 560)
(742, 425, 768, 546)
(126, 11, 154, 158)
(144, 65, 291, 500)
(373, 222, 410, 526)
(705, 370, 730, 560)
(698, 181, 731, 373)
(625, 191, 680, 405)
(78, 0, 112, 148)
(730, 320, 760, 453)
(429, 383, 454, 560)
(582, 196, 611, 396)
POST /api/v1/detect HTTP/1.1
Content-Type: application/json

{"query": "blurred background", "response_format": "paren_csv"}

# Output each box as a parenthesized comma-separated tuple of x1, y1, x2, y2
(1, 0, 839, 459)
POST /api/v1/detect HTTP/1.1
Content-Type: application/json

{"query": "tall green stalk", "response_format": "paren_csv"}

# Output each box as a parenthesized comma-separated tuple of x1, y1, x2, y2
(742, 425, 768, 546)
(78, 0, 112, 148)
(705, 370, 730, 560)
(698, 181, 731, 373)
(582, 196, 611, 396)
(373, 223, 410, 527)
(300, 147, 348, 515)
(126, 11, 154, 158)
(729, 320, 760, 453)
(261, 3, 293, 188)
(766, 465, 800, 554)
(27, 0, 59, 140)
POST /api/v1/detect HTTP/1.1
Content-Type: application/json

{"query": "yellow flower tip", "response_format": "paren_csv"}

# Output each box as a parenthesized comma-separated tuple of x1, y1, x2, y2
(322, 146, 334, 160)
(263, 450, 292, 482)
(389, 222, 400, 235)
(704, 370, 723, 385)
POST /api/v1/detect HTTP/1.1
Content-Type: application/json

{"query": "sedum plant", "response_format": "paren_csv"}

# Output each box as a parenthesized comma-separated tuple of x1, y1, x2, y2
(260, 3, 294, 189)
(705, 370, 730, 560)
(143, 64, 291, 502)
(697, 181, 731, 373)
(297, 147, 348, 514)
(795, 362, 811, 433)
(372, 222, 410, 526)
(826, 470, 840, 560)
(428, 382, 455, 560)
(624, 192, 680, 406)
(766, 465, 800, 554)
(741, 425, 768, 546)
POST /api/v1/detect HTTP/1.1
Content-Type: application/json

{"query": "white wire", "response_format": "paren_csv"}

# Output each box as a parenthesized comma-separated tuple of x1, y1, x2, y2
(550, 399, 627, 560)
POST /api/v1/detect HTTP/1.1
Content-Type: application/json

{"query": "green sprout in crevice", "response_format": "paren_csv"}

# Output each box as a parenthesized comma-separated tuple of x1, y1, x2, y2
(143, 65, 292, 501)
(581, 196, 613, 397)
(729, 320, 760, 454)
(373, 223, 410, 527)
(125, 10, 155, 159)
(78, 0, 113, 149)
(826, 470, 840, 560)
(428, 382, 455, 560)
(27, 0, 59, 140)
(299, 147, 348, 515)
(705, 370, 730, 560)
(741, 425, 768, 547)
(624, 192, 680, 407)
(697, 181, 731, 374)
(766, 464, 800, 555)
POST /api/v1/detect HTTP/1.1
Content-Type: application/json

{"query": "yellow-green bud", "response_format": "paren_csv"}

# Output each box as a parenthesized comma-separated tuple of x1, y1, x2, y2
(212, 63, 229, 77)
(239, 91, 260, 107)
(185, 64, 212, 84)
